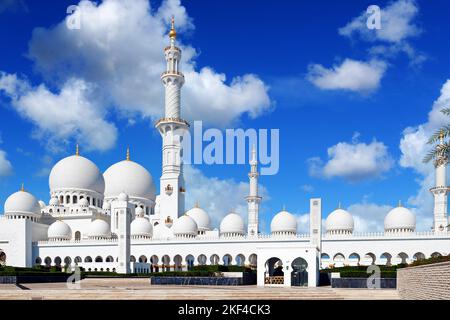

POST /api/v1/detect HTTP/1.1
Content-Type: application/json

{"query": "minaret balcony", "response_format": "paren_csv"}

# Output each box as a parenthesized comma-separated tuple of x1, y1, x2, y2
(161, 71, 184, 78)
(155, 117, 190, 128)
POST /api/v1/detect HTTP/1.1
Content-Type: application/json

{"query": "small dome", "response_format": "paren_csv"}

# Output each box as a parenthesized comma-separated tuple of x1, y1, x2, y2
(87, 219, 111, 238)
(153, 223, 173, 240)
(49, 155, 105, 194)
(186, 205, 211, 231)
(172, 215, 198, 237)
(4, 190, 41, 217)
(135, 207, 144, 217)
(104, 160, 156, 201)
(326, 208, 354, 234)
(220, 213, 245, 236)
(118, 192, 129, 202)
(271, 210, 297, 234)
(384, 206, 416, 232)
(49, 197, 60, 206)
(48, 220, 72, 240)
(38, 200, 46, 209)
(79, 198, 89, 207)
(131, 216, 153, 237)
(102, 201, 111, 210)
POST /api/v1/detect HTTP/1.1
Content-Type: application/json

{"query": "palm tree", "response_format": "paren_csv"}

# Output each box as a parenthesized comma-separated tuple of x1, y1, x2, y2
(423, 107, 450, 164)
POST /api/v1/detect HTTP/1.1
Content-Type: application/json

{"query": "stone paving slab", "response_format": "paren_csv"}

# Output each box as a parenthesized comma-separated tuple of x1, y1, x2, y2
(0, 279, 400, 300)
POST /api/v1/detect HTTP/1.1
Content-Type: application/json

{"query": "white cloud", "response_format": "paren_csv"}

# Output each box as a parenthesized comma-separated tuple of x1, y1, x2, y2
(183, 165, 269, 229)
(307, 59, 387, 93)
(347, 201, 393, 233)
(339, 0, 421, 43)
(399, 79, 450, 230)
(0, 73, 117, 152)
(300, 184, 314, 193)
(27, 0, 271, 128)
(0, 150, 13, 176)
(308, 135, 394, 182)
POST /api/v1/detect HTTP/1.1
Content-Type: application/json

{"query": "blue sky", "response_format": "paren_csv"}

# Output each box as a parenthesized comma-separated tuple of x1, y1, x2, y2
(1, 0, 450, 232)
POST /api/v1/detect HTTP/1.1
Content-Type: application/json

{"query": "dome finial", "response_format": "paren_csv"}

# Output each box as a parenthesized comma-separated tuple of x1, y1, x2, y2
(282, 204, 286, 211)
(169, 15, 177, 40)
(439, 129, 445, 144)
(398, 200, 402, 207)
(126, 146, 130, 161)
(338, 201, 341, 209)
(76, 144, 79, 156)
(20, 182, 24, 192)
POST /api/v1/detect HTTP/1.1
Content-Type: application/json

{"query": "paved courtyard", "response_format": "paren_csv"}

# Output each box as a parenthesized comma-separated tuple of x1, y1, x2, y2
(0, 278, 399, 300)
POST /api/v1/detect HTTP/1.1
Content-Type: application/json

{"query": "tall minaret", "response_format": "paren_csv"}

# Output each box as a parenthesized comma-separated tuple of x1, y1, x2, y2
(246, 145, 262, 237)
(430, 130, 449, 233)
(155, 17, 187, 224)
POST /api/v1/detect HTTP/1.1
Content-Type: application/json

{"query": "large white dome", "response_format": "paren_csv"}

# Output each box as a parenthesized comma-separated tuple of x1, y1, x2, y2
(87, 219, 111, 239)
(48, 220, 72, 240)
(326, 208, 354, 234)
(131, 217, 153, 238)
(104, 160, 156, 201)
(172, 215, 198, 237)
(186, 205, 211, 231)
(4, 190, 41, 216)
(220, 213, 245, 236)
(384, 206, 416, 232)
(49, 155, 105, 194)
(271, 210, 297, 234)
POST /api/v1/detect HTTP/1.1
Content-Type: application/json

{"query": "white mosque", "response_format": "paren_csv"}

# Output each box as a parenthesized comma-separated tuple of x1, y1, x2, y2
(0, 19, 449, 287)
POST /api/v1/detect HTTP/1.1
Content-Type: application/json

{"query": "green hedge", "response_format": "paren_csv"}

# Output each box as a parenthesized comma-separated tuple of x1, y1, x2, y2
(0, 265, 66, 276)
(408, 255, 450, 267)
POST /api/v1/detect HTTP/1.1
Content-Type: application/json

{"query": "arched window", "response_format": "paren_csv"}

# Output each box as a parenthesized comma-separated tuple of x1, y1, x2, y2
(54, 257, 62, 266)
(95, 256, 103, 263)
(84, 256, 92, 263)
(222, 254, 232, 266)
(72, 195, 77, 204)
(186, 255, 195, 270)
(210, 254, 219, 265)
(197, 254, 207, 265)
(139, 255, 147, 263)
(66, 195, 70, 204)
(35, 257, 42, 265)
(106, 256, 114, 262)
(75, 231, 81, 241)
(64, 257, 72, 266)
(130, 255, 136, 263)
(59, 195, 64, 204)
(44, 256, 52, 267)
(235, 254, 245, 266)
(93, 198, 96, 207)
(74, 256, 82, 264)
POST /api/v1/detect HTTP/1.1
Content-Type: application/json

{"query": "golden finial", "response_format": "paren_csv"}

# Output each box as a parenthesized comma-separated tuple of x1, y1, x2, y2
(75, 144, 79, 156)
(126, 146, 130, 161)
(20, 183, 24, 192)
(439, 129, 445, 144)
(169, 15, 177, 40)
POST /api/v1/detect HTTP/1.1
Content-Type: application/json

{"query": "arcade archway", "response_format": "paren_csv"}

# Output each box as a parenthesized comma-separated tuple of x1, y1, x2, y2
(264, 257, 284, 285)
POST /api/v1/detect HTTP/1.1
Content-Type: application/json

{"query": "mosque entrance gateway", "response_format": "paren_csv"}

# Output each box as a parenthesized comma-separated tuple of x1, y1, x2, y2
(264, 257, 284, 285)
(291, 257, 308, 287)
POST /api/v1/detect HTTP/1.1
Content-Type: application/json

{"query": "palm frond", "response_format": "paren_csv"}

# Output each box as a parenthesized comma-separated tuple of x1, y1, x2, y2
(427, 125, 450, 144)
(441, 107, 450, 116)
(423, 142, 450, 163)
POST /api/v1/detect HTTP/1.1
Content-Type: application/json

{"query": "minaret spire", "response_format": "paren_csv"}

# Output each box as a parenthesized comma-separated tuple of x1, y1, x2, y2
(430, 127, 449, 233)
(75, 144, 79, 156)
(20, 183, 24, 192)
(246, 144, 262, 237)
(126, 146, 130, 161)
(155, 15, 188, 222)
